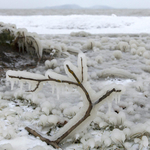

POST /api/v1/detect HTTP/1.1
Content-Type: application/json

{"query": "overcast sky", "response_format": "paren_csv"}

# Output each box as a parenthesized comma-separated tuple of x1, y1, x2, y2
(1, 0, 150, 9)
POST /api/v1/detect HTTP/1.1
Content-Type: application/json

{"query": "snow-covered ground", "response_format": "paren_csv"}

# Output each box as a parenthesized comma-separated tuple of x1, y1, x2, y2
(1, 15, 150, 34)
(1, 12, 150, 150)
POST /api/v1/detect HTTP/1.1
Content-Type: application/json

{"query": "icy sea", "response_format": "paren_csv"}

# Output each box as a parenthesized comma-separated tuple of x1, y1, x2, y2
(0, 9, 150, 34)
(1, 9, 150, 150)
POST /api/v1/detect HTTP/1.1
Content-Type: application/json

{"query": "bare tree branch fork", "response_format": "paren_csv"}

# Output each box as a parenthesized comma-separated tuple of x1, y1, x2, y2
(8, 64, 121, 149)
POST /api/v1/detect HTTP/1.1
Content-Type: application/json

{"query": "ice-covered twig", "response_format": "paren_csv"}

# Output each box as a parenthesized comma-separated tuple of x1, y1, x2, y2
(81, 57, 84, 82)
(6, 53, 124, 149)
(25, 127, 60, 149)
(93, 88, 121, 106)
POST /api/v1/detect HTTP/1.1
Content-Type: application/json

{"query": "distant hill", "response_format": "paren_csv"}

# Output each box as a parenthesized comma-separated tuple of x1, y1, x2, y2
(90, 5, 113, 9)
(44, 4, 82, 9)
(44, 4, 113, 9)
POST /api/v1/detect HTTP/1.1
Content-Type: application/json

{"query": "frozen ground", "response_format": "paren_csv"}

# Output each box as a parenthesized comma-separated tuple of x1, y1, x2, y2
(1, 32, 150, 149)
(1, 12, 150, 150)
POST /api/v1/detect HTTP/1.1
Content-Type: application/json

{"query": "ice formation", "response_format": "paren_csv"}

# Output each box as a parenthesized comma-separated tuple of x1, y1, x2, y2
(6, 70, 47, 94)
(137, 46, 146, 56)
(97, 67, 136, 79)
(0, 22, 81, 60)
(6, 53, 125, 145)
(113, 50, 122, 59)
(143, 51, 150, 59)
(95, 55, 103, 64)
(134, 136, 149, 149)
(118, 41, 129, 52)
(130, 48, 137, 55)
(45, 59, 57, 69)
(111, 129, 125, 144)
(101, 37, 109, 43)
(31, 145, 46, 150)
(70, 31, 91, 37)
(0, 143, 14, 150)
(83, 39, 95, 50)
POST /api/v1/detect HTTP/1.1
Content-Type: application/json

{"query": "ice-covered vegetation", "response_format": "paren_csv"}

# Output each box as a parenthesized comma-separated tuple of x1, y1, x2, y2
(0, 22, 78, 60)
(1, 22, 150, 149)
(6, 53, 125, 149)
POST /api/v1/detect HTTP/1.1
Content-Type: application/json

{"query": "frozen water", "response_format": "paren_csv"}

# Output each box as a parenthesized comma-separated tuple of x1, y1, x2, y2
(0, 15, 150, 34)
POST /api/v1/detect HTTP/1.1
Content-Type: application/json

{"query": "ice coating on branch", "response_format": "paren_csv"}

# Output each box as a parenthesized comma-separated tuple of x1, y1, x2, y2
(78, 53, 88, 83)
(64, 61, 81, 82)
(93, 84, 125, 110)
(64, 53, 88, 83)
(45, 53, 87, 99)
(47, 55, 125, 141)
(50, 102, 97, 141)
(50, 83, 125, 141)
(6, 53, 125, 144)
(45, 70, 70, 82)
(6, 70, 46, 91)
(6, 70, 46, 81)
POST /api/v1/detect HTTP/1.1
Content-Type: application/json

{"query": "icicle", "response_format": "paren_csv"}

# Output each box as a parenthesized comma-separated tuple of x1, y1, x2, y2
(19, 81, 23, 91)
(11, 80, 14, 90)
(14, 80, 18, 85)
(118, 94, 121, 103)
(56, 84, 60, 100)
(114, 93, 117, 104)
(107, 102, 112, 113)
(61, 85, 64, 93)
(51, 83, 55, 94)
(28, 82, 31, 90)
(31, 81, 36, 91)
(21, 43, 24, 53)
(105, 92, 113, 104)
(115, 93, 121, 104)
(18, 43, 21, 52)
(65, 85, 69, 92)
(32, 93, 37, 103)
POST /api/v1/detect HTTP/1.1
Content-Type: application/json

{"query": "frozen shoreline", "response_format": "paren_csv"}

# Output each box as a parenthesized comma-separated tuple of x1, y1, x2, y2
(1, 15, 150, 34)
(1, 15, 150, 149)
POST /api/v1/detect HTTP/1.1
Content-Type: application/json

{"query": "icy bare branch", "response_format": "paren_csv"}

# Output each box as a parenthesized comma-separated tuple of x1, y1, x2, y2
(93, 88, 121, 106)
(81, 57, 83, 82)
(25, 127, 60, 149)
(7, 53, 124, 149)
